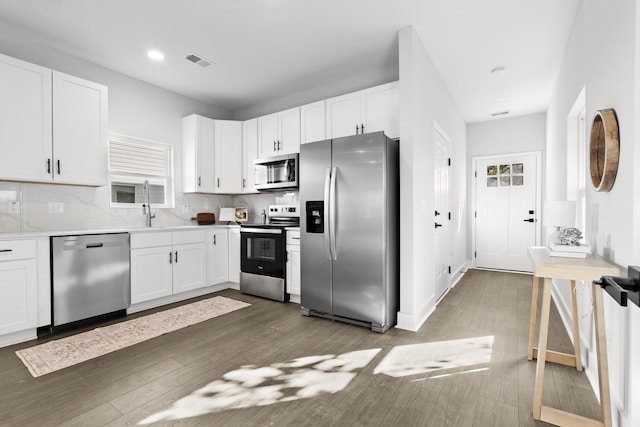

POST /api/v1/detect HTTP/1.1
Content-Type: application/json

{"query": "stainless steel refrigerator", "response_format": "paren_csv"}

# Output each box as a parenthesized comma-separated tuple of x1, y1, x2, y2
(300, 131, 399, 332)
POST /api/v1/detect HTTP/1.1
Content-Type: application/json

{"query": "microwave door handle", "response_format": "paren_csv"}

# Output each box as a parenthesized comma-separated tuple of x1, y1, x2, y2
(283, 159, 289, 183)
(324, 167, 332, 260)
(329, 167, 337, 261)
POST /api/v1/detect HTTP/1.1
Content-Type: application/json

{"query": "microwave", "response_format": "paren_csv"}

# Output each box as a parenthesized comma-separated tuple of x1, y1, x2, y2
(254, 153, 299, 191)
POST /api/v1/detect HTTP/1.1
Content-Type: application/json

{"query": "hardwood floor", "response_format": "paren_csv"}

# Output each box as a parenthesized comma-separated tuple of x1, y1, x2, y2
(0, 269, 602, 426)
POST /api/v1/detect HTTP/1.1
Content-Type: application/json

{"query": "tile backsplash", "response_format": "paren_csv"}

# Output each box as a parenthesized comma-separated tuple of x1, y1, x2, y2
(0, 181, 298, 233)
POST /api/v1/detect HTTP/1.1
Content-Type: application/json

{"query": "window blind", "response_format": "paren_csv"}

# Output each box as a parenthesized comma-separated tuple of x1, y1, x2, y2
(109, 140, 167, 177)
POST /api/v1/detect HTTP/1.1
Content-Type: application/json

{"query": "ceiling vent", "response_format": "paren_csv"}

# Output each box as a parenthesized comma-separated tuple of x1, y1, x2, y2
(491, 110, 510, 117)
(185, 53, 213, 68)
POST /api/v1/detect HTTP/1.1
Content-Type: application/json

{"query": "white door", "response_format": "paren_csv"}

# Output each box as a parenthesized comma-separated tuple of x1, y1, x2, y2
(361, 82, 399, 139)
(475, 153, 539, 272)
(434, 126, 451, 301)
(130, 246, 173, 304)
(52, 71, 108, 186)
(172, 242, 206, 293)
(257, 113, 278, 158)
(214, 120, 242, 193)
(325, 91, 361, 139)
(277, 107, 300, 155)
(0, 54, 52, 183)
(206, 229, 229, 285)
(242, 118, 258, 193)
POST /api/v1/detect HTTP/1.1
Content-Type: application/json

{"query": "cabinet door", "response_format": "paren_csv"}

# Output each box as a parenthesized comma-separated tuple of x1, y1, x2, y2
(52, 71, 108, 186)
(242, 118, 258, 193)
(0, 259, 37, 335)
(172, 242, 206, 293)
(301, 100, 326, 144)
(325, 91, 361, 139)
(130, 246, 173, 304)
(214, 120, 242, 193)
(228, 227, 240, 283)
(277, 107, 300, 155)
(257, 113, 279, 158)
(206, 229, 229, 285)
(286, 244, 301, 296)
(183, 115, 216, 193)
(0, 54, 52, 183)
(361, 81, 399, 139)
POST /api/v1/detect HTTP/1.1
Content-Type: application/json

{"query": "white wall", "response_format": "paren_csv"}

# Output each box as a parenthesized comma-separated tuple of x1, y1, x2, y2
(466, 113, 546, 260)
(546, 1, 639, 425)
(396, 26, 466, 331)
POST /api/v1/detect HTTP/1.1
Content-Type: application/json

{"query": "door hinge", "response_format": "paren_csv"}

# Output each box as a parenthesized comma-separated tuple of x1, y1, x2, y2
(448, 265, 451, 274)
(448, 158, 451, 166)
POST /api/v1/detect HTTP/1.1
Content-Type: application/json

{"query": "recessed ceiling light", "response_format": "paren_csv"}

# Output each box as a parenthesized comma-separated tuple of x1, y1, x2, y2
(147, 50, 165, 61)
(490, 66, 505, 76)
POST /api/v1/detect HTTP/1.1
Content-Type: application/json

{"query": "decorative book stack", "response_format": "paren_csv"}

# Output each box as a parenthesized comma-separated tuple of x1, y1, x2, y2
(549, 243, 592, 258)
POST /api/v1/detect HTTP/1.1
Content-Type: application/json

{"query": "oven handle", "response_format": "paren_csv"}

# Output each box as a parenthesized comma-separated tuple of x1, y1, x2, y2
(329, 167, 337, 261)
(241, 228, 283, 234)
(324, 167, 332, 260)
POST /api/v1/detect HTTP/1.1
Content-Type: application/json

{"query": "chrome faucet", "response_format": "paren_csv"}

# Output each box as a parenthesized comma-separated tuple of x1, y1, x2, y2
(142, 180, 156, 227)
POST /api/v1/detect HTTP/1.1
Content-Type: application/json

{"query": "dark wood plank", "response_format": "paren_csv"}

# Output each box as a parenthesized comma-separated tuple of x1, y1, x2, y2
(0, 271, 603, 426)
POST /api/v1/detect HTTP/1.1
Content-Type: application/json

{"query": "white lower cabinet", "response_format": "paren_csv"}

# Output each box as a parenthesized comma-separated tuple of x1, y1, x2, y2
(130, 230, 206, 304)
(228, 227, 240, 283)
(206, 229, 229, 285)
(0, 240, 37, 336)
(286, 230, 301, 301)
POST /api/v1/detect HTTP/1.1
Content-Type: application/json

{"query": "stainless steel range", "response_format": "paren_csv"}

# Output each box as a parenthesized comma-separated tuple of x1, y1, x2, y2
(239, 205, 299, 301)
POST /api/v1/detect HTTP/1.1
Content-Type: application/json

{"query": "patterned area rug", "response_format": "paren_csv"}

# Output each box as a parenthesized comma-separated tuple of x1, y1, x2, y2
(15, 296, 250, 377)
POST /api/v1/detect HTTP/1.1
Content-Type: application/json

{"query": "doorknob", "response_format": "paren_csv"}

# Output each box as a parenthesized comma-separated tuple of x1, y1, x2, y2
(435, 223, 443, 228)
(523, 218, 535, 223)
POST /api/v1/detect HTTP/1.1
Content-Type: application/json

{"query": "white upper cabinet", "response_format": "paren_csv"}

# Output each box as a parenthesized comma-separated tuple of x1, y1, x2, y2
(326, 81, 398, 140)
(242, 118, 258, 193)
(183, 114, 216, 193)
(325, 91, 361, 139)
(52, 71, 108, 186)
(258, 107, 300, 158)
(0, 54, 52, 183)
(0, 53, 108, 186)
(360, 82, 399, 138)
(184, 115, 244, 194)
(214, 120, 242, 193)
(300, 100, 326, 144)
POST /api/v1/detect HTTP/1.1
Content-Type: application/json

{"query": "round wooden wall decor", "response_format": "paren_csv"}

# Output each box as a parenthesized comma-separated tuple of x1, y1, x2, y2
(590, 108, 619, 192)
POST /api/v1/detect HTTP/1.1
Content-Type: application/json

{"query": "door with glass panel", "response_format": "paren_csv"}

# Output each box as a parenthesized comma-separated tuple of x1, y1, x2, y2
(474, 152, 540, 272)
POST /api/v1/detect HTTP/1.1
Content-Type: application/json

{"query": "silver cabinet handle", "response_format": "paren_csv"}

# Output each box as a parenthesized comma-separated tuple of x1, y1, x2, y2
(169, 252, 173, 264)
(175, 251, 178, 263)
(217, 178, 220, 188)
(0, 249, 13, 253)
(198, 176, 201, 187)
(47, 158, 51, 174)
(213, 234, 217, 245)
(242, 178, 246, 188)
(57, 159, 61, 175)
(361, 123, 364, 133)
(273, 140, 277, 151)
(356, 124, 359, 134)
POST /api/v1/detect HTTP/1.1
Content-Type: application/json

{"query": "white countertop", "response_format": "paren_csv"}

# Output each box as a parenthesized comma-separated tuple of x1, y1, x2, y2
(0, 224, 238, 240)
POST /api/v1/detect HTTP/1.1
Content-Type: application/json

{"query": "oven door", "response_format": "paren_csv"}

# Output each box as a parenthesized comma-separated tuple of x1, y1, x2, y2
(240, 227, 286, 278)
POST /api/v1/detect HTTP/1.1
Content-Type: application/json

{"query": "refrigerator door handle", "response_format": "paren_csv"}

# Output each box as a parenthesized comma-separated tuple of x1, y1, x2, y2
(324, 167, 332, 260)
(329, 166, 337, 261)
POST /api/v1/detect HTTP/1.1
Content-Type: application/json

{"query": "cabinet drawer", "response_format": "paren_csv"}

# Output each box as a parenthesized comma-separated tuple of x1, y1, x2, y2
(172, 229, 206, 245)
(286, 231, 300, 245)
(130, 231, 172, 249)
(0, 240, 36, 261)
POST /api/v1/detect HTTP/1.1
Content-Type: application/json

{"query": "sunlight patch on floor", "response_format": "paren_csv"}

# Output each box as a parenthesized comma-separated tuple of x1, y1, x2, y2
(373, 336, 494, 378)
(137, 348, 381, 424)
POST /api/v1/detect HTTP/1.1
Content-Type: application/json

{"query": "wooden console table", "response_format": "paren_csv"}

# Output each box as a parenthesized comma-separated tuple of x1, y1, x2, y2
(527, 246, 619, 427)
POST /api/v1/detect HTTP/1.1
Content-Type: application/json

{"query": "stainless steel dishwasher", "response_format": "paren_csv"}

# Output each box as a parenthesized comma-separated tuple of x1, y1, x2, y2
(51, 233, 130, 331)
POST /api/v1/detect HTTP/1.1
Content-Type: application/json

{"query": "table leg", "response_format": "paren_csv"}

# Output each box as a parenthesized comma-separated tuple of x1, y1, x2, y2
(533, 277, 552, 420)
(570, 280, 583, 371)
(528, 275, 540, 360)
(593, 284, 612, 427)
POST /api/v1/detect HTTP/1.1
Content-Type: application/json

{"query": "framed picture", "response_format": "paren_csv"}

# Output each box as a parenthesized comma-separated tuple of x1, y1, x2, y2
(234, 207, 248, 222)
